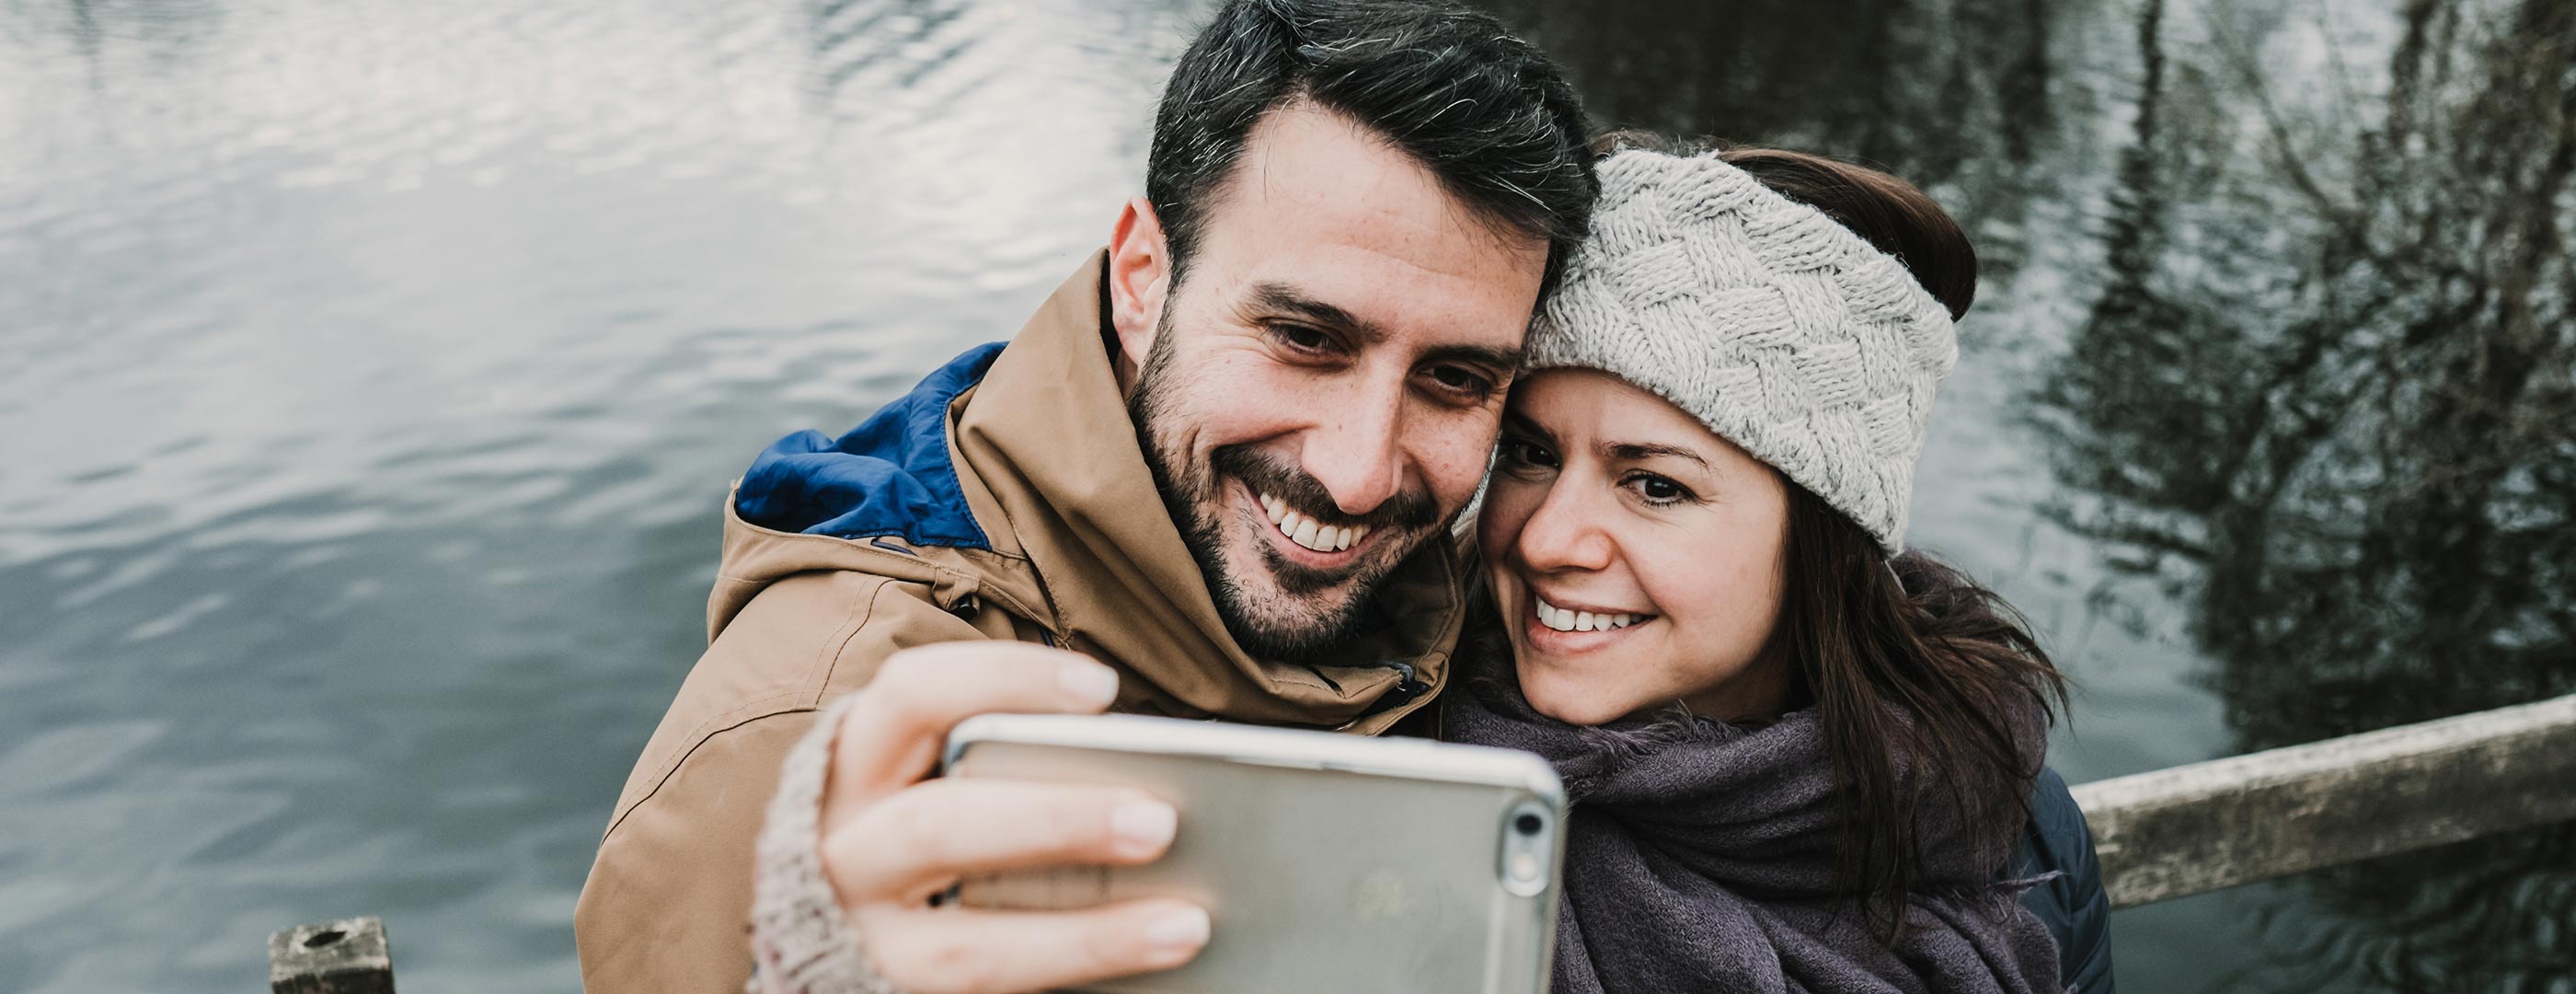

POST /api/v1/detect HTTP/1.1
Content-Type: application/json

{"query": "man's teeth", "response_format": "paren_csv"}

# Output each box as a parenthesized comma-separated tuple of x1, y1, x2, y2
(1258, 491, 1370, 553)
(1534, 596, 1643, 633)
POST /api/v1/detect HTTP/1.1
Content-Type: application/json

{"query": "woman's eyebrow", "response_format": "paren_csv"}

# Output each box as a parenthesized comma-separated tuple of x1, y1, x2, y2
(1604, 441, 1710, 469)
(1501, 409, 1557, 444)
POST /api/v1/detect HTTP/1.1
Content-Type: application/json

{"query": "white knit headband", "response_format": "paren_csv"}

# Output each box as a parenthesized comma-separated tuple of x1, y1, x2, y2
(1526, 149, 1960, 553)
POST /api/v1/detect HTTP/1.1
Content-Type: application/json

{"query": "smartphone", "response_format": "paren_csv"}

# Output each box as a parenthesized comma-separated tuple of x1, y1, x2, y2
(940, 712, 1566, 994)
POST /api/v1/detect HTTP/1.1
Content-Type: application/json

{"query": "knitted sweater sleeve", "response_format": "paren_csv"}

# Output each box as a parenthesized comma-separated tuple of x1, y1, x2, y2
(748, 695, 906, 994)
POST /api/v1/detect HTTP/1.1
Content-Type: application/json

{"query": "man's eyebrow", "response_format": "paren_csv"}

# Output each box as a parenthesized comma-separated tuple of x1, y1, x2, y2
(1420, 342, 1524, 372)
(1248, 283, 1378, 340)
(1606, 442, 1711, 468)
(1246, 282, 1523, 369)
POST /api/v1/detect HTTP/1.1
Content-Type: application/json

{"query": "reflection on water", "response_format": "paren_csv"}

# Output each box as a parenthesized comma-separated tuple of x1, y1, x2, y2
(1, 0, 2565, 990)
(2, 2, 1174, 991)
(1478, 0, 2073, 232)
(2030, 0, 2576, 987)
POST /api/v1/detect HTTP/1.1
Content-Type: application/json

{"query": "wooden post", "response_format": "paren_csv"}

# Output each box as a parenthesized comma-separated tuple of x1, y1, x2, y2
(2071, 693, 2576, 908)
(269, 917, 393, 994)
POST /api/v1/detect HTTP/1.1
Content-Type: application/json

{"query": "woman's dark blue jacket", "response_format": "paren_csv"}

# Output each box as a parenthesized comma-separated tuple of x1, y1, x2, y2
(2017, 768, 2114, 992)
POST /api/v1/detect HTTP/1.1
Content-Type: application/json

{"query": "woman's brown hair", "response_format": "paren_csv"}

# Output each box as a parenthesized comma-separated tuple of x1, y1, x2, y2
(1600, 132, 2067, 939)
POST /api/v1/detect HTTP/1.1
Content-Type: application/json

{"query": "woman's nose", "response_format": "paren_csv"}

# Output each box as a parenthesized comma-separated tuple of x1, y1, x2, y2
(1513, 480, 1616, 573)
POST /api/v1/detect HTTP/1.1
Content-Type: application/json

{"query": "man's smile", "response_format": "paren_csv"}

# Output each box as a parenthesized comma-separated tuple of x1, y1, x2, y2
(1234, 480, 1377, 566)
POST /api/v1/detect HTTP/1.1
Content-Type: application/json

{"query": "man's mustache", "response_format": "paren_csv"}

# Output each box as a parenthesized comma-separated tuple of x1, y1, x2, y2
(1208, 445, 1439, 531)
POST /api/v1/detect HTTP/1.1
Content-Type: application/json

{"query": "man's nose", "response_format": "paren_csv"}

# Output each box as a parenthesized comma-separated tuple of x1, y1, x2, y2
(1298, 380, 1406, 517)
(1514, 479, 1615, 572)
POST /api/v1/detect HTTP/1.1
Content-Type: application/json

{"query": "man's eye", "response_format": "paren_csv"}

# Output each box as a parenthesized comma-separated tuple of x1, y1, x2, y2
(1270, 323, 1332, 353)
(1425, 365, 1496, 399)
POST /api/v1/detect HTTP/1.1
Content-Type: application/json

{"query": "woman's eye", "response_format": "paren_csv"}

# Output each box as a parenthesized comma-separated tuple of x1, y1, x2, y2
(1501, 439, 1557, 468)
(1628, 474, 1691, 503)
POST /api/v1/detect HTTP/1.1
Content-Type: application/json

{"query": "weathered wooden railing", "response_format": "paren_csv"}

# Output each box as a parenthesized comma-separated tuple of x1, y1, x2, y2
(2070, 692, 2576, 908)
(263, 693, 2576, 988)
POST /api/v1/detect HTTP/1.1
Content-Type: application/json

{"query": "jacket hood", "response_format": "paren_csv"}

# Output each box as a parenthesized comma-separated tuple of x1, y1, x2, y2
(715, 252, 1463, 731)
(735, 341, 1004, 549)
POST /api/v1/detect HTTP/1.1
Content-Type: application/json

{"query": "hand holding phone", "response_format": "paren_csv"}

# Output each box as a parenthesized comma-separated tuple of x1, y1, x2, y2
(809, 643, 1213, 994)
(944, 712, 1568, 994)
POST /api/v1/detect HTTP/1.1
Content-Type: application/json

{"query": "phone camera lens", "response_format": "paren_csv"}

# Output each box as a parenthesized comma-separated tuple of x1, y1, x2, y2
(1499, 803, 1554, 896)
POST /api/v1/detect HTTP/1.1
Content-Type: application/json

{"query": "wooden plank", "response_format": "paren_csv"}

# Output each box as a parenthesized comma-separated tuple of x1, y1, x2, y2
(269, 916, 394, 994)
(2070, 693, 2576, 908)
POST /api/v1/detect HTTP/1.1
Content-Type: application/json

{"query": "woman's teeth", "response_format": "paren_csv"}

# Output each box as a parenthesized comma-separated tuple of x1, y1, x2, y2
(1259, 491, 1369, 553)
(1535, 596, 1643, 633)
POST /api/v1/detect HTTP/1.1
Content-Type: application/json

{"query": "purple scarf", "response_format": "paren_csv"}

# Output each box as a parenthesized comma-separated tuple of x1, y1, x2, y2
(1443, 652, 2064, 994)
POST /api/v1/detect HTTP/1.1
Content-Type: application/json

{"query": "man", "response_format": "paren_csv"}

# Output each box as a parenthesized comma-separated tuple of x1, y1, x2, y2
(574, 2, 1595, 990)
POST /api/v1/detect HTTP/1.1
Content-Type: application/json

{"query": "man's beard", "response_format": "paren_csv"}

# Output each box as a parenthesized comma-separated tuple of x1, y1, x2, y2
(1126, 321, 1443, 663)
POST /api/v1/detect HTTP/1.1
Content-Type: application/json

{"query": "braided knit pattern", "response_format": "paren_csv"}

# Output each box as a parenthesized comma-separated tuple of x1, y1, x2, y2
(1528, 149, 1959, 552)
(748, 695, 905, 994)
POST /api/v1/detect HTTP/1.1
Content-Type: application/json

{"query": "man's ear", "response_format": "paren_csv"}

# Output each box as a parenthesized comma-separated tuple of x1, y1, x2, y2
(1106, 195, 1171, 386)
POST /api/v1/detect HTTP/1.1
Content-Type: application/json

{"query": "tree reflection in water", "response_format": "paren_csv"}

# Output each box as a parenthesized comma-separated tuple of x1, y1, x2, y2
(2033, 0, 2575, 988)
(1482, 0, 2573, 988)
(1478, 0, 2076, 280)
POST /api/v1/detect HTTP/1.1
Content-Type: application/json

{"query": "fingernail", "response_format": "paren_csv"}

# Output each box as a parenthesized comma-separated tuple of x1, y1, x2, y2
(1059, 660, 1119, 707)
(1112, 799, 1178, 852)
(1143, 906, 1210, 952)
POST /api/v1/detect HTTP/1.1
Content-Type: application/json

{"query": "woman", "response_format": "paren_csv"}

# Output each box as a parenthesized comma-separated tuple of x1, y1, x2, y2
(1438, 134, 2074, 992)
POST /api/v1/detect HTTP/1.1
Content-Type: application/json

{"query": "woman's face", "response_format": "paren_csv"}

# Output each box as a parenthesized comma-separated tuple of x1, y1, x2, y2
(1479, 369, 1792, 725)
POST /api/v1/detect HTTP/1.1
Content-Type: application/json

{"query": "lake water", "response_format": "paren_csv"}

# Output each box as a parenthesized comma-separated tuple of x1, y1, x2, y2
(4, 0, 2569, 990)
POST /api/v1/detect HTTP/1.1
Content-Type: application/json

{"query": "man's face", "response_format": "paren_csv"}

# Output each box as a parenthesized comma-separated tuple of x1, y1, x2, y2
(1119, 103, 1551, 661)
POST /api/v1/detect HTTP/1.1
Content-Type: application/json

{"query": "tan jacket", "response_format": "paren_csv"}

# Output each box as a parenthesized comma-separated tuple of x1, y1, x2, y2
(574, 252, 1468, 992)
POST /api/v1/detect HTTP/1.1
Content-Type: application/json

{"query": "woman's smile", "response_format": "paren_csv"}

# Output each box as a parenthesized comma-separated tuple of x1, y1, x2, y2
(1530, 591, 1650, 632)
(1520, 587, 1657, 653)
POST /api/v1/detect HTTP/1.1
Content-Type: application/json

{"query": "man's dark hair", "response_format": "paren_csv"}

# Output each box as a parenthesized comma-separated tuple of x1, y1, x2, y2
(1147, 0, 1595, 291)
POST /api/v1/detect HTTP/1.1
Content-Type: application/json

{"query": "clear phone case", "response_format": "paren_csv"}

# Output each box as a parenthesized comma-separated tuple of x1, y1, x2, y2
(943, 712, 1566, 994)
